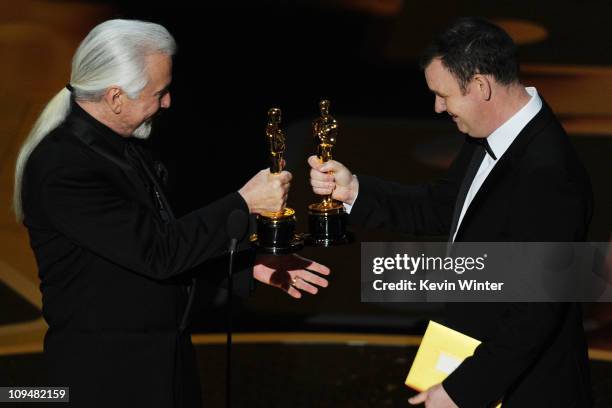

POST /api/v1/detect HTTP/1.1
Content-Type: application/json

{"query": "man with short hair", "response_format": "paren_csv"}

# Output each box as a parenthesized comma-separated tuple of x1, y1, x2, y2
(309, 17, 593, 407)
(16, 19, 330, 407)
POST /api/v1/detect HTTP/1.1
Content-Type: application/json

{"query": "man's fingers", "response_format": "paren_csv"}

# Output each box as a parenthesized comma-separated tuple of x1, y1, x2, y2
(310, 177, 335, 195)
(408, 391, 428, 405)
(310, 179, 334, 189)
(303, 260, 331, 276)
(285, 285, 302, 299)
(320, 160, 342, 174)
(310, 176, 334, 190)
(307, 155, 323, 169)
(295, 269, 329, 287)
(291, 276, 319, 295)
(278, 170, 292, 183)
(308, 156, 345, 175)
(310, 168, 334, 182)
(313, 187, 333, 195)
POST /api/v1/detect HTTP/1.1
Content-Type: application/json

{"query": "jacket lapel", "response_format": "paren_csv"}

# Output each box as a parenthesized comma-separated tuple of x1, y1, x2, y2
(65, 115, 155, 208)
(454, 101, 555, 241)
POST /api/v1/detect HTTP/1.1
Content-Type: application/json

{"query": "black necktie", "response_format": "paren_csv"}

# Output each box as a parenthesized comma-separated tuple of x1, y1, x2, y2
(124, 142, 172, 223)
(125, 141, 196, 328)
(448, 141, 487, 242)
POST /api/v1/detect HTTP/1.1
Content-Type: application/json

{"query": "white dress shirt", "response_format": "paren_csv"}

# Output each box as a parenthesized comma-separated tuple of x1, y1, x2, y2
(451, 87, 542, 242)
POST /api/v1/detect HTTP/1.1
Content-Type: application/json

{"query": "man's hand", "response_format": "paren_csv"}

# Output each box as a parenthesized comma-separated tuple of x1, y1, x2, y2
(253, 254, 330, 298)
(408, 384, 458, 407)
(308, 155, 358, 205)
(239, 168, 292, 214)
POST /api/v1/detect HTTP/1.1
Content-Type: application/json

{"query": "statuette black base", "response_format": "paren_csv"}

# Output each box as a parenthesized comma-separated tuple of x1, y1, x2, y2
(251, 233, 304, 255)
(251, 208, 303, 255)
(306, 204, 351, 247)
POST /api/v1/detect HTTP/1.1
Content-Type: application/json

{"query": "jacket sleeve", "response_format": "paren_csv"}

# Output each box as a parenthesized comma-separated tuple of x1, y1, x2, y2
(193, 216, 258, 297)
(349, 140, 474, 236)
(40, 164, 251, 281)
(442, 166, 593, 407)
(443, 302, 569, 407)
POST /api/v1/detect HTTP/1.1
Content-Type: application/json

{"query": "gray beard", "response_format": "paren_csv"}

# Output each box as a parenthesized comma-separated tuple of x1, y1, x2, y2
(132, 120, 152, 139)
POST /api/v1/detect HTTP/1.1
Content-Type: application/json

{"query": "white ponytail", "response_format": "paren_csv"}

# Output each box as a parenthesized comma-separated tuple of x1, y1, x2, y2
(13, 88, 72, 221)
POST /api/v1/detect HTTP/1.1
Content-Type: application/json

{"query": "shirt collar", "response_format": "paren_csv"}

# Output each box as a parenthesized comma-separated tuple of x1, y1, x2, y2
(485, 87, 542, 161)
(69, 98, 129, 156)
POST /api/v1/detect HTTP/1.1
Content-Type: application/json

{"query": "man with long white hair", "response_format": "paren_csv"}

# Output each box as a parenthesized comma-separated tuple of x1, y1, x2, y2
(15, 19, 330, 407)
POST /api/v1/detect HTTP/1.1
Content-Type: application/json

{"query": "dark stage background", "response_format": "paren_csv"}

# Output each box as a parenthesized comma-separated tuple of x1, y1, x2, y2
(1, 1, 612, 406)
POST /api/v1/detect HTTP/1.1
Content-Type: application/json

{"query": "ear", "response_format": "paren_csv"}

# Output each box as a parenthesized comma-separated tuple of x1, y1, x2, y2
(472, 74, 492, 101)
(102, 86, 123, 114)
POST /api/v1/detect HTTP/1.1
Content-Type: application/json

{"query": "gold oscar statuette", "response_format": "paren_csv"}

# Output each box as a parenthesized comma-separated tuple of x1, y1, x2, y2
(306, 100, 350, 246)
(251, 108, 303, 254)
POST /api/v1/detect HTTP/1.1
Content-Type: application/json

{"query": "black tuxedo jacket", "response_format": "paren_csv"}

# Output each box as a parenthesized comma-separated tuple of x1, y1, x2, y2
(22, 101, 254, 408)
(350, 101, 593, 407)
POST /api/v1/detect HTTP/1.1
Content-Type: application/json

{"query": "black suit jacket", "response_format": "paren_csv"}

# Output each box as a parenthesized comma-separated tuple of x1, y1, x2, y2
(350, 101, 593, 407)
(22, 101, 254, 408)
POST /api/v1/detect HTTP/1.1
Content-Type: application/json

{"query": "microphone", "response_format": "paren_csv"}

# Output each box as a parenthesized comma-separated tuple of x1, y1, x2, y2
(225, 208, 248, 408)
(227, 209, 249, 252)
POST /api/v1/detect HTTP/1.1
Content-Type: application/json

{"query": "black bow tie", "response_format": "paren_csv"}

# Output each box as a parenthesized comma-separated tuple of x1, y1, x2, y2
(478, 138, 497, 160)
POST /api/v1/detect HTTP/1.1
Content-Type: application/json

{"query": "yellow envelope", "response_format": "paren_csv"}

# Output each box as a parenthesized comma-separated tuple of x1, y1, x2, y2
(405, 320, 501, 407)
